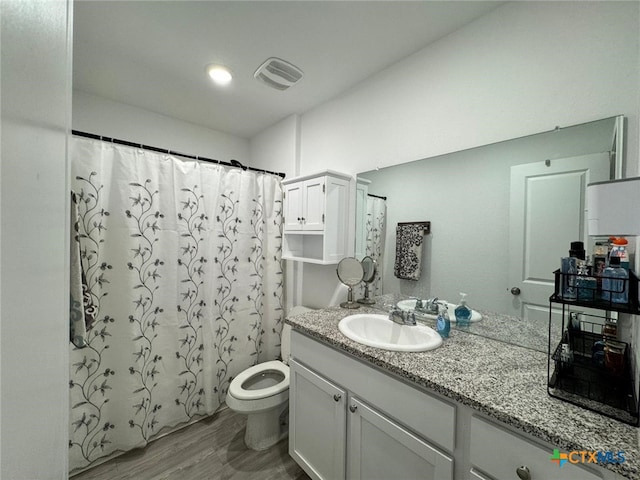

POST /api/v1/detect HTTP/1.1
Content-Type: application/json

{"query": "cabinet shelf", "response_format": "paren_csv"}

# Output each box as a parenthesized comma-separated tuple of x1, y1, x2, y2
(548, 269, 640, 426)
(550, 268, 640, 313)
(548, 321, 638, 425)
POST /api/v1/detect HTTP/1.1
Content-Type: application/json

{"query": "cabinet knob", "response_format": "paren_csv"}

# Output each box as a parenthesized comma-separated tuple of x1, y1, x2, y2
(510, 287, 521, 296)
(349, 405, 357, 413)
(297, 217, 301, 221)
(333, 394, 341, 402)
(516, 465, 531, 480)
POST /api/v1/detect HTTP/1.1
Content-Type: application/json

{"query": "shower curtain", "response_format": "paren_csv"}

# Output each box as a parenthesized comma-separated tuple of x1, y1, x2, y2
(365, 196, 386, 295)
(68, 137, 284, 472)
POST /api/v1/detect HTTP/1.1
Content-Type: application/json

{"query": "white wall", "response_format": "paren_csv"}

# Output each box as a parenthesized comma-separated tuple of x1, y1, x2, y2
(249, 114, 302, 311)
(300, 1, 639, 176)
(73, 90, 250, 163)
(1, 1, 71, 478)
(249, 114, 300, 178)
(294, 1, 640, 308)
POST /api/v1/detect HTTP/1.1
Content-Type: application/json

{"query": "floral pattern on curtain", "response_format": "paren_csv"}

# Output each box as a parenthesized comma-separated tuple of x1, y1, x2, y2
(68, 137, 284, 472)
(365, 196, 386, 295)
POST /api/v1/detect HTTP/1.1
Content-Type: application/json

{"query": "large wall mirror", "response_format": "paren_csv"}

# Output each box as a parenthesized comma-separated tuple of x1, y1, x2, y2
(356, 116, 624, 352)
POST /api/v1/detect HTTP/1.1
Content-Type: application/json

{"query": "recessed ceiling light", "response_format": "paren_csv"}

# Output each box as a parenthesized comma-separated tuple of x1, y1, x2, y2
(206, 64, 232, 86)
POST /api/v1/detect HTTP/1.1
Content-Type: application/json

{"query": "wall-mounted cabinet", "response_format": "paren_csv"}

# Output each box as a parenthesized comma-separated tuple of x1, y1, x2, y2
(282, 170, 352, 264)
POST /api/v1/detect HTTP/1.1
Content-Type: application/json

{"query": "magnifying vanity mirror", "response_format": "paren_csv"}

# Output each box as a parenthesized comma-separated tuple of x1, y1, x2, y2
(337, 257, 365, 309)
(357, 256, 377, 305)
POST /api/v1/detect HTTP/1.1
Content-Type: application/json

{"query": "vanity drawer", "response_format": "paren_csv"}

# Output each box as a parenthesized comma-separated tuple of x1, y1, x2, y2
(291, 330, 455, 452)
(470, 416, 602, 480)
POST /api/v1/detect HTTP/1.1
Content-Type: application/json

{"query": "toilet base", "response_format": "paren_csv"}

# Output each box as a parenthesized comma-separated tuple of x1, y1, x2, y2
(244, 401, 289, 451)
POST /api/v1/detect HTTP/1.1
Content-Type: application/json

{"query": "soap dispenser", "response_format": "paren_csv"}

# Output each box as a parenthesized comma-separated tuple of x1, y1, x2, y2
(454, 293, 472, 327)
(436, 304, 451, 338)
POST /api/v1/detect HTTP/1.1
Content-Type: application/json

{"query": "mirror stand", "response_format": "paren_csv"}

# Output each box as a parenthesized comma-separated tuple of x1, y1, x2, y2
(357, 283, 376, 305)
(341, 286, 360, 309)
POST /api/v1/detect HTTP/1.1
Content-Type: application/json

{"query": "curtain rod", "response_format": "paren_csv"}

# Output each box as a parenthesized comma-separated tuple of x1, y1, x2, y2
(72, 130, 286, 179)
(367, 193, 387, 200)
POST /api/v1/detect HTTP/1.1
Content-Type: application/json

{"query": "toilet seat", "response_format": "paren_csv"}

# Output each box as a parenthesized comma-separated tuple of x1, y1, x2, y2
(229, 360, 289, 401)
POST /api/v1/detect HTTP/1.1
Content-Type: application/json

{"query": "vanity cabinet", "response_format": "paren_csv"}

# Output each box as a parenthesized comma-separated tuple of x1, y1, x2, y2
(289, 331, 454, 480)
(282, 171, 351, 264)
(347, 396, 452, 480)
(289, 359, 346, 480)
(289, 328, 623, 480)
(469, 415, 601, 480)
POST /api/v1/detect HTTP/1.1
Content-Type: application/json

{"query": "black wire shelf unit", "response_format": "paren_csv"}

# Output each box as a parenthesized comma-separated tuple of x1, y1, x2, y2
(547, 269, 640, 426)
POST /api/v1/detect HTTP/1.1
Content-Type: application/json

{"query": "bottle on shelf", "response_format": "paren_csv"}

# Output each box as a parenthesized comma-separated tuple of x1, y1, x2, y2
(592, 241, 608, 292)
(569, 241, 586, 261)
(560, 256, 577, 300)
(609, 237, 630, 271)
(602, 256, 629, 304)
(576, 262, 597, 301)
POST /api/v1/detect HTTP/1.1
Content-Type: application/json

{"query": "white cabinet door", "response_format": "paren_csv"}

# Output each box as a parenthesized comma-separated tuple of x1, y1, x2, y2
(284, 178, 325, 232)
(470, 416, 602, 480)
(469, 469, 494, 480)
(347, 397, 453, 480)
(302, 177, 325, 231)
(284, 182, 304, 231)
(289, 359, 346, 480)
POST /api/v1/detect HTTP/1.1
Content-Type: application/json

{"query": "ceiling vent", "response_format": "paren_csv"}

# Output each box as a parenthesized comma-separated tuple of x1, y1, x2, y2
(254, 57, 303, 91)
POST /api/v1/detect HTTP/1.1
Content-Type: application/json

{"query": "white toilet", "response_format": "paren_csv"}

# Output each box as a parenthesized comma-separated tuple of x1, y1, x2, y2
(225, 306, 311, 450)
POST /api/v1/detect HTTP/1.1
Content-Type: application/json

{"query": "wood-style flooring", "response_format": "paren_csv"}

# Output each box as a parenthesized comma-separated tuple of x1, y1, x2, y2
(70, 407, 310, 480)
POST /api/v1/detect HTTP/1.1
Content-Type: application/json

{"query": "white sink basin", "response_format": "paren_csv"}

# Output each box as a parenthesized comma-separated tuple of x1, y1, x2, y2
(338, 314, 442, 352)
(396, 299, 482, 323)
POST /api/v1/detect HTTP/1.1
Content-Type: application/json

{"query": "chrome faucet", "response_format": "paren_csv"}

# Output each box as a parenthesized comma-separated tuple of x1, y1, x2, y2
(388, 307, 417, 326)
(423, 297, 440, 314)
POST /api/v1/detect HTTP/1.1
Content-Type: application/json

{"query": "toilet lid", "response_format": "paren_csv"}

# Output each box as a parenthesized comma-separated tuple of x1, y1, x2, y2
(229, 360, 289, 401)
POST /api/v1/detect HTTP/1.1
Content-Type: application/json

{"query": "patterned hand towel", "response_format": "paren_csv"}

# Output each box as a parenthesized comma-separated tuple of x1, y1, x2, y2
(394, 223, 425, 281)
(70, 193, 97, 348)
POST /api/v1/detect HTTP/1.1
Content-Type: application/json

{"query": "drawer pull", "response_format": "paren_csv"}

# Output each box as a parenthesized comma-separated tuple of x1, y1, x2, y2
(516, 465, 531, 480)
(349, 405, 357, 413)
(333, 394, 341, 402)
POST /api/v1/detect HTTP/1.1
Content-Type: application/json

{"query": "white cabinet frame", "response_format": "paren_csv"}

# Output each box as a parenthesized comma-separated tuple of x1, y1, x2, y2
(282, 170, 352, 264)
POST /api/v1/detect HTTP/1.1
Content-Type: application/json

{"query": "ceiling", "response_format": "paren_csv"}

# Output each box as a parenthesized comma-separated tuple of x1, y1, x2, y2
(73, 1, 504, 139)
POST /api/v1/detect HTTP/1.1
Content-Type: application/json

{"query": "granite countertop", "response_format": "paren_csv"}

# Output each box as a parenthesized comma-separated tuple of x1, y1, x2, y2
(285, 302, 640, 478)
